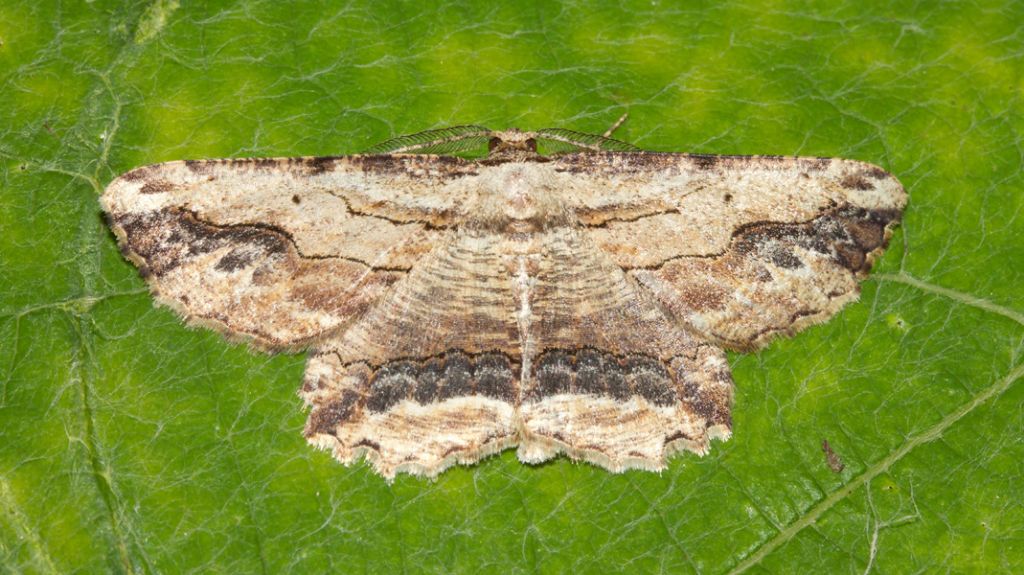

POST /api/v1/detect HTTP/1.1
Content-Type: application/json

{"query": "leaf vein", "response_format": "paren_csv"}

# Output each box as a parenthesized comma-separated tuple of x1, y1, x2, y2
(727, 361, 1024, 574)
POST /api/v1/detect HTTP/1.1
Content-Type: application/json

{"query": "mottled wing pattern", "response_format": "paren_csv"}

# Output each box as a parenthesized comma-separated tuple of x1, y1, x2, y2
(552, 152, 907, 350)
(302, 227, 523, 476)
(103, 141, 906, 481)
(299, 221, 734, 477)
(515, 224, 733, 470)
(101, 155, 479, 349)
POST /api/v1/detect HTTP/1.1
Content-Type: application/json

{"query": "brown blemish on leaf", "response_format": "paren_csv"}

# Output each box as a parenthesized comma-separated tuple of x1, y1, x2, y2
(822, 439, 845, 473)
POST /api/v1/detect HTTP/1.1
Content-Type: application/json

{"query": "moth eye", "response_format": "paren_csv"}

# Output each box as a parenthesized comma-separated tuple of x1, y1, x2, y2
(488, 136, 503, 152)
(525, 138, 537, 152)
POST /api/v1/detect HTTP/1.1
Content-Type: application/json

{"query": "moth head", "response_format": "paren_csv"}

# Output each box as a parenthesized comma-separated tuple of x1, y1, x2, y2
(487, 129, 540, 159)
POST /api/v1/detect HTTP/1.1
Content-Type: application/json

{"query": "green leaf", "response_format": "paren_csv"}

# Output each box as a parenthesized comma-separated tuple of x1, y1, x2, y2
(2, 1, 1022, 573)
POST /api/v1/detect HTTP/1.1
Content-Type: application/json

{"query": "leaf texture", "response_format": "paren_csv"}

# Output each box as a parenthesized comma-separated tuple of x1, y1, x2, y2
(1, 1, 1022, 573)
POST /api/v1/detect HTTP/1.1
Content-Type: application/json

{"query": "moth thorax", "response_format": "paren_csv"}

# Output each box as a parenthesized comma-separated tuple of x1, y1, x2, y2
(498, 165, 560, 219)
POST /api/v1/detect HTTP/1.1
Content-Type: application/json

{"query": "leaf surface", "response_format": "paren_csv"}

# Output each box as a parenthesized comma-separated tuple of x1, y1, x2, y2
(1, 1, 1022, 573)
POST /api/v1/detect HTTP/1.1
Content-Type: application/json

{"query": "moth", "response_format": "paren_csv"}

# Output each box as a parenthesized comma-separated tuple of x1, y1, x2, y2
(101, 125, 906, 480)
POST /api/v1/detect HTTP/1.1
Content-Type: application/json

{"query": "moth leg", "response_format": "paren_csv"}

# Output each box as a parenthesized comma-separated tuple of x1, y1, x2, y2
(301, 350, 518, 481)
(515, 346, 733, 473)
(601, 111, 628, 138)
